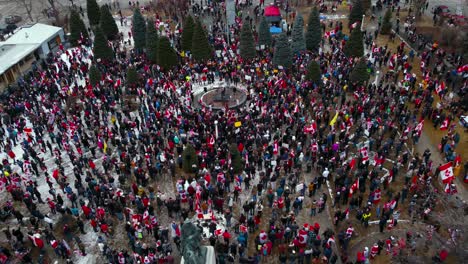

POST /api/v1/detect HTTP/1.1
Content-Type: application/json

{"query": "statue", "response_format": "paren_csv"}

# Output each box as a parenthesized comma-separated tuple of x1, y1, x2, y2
(180, 221, 216, 264)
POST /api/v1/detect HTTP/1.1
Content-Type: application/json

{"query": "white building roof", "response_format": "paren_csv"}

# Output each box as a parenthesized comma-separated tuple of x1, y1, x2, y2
(2, 23, 62, 45)
(0, 23, 62, 75)
(0, 44, 38, 75)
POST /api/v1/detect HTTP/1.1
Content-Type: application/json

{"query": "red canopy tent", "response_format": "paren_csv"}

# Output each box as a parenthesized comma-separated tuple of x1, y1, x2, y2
(264, 5, 281, 17)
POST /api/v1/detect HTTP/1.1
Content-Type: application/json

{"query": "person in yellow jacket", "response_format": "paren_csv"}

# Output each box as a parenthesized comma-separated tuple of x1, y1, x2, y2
(362, 211, 371, 228)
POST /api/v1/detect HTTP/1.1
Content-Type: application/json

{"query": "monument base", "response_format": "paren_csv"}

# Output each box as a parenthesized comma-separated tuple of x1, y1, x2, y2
(180, 246, 216, 264)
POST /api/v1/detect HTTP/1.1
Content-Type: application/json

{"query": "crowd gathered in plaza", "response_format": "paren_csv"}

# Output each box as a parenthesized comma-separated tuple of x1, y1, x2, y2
(0, 0, 466, 263)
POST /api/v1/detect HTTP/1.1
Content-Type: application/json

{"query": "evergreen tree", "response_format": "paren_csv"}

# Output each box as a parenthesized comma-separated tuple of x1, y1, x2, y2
(273, 33, 292, 68)
(350, 58, 370, 84)
(239, 22, 256, 60)
(380, 8, 392, 35)
(344, 29, 364, 58)
(93, 28, 114, 61)
(69, 10, 88, 46)
(306, 61, 321, 85)
(126, 67, 139, 87)
(258, 16, 272, 47)
(349, 0, 364, 28)
(181, 15, 195, 51)
(146, 19, 159, 63)
(132, 9, 146, 51)
(291, 13, 306, 54)
(158, 36, 178, 70)
(86, 0, 100, 26)
(191, 20, 212, 62)
(305, 7, 322, 52)
(229, 144, 244, 174)
(182, 144, 199, 173)
(100, 5, 119, 40)
(89, 65, 101, 86)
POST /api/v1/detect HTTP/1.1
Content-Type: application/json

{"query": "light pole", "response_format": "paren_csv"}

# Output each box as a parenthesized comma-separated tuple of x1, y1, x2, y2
(214, 120, 219, 139)
(374, 71, 380, 85)
(361, 14, 366, 31)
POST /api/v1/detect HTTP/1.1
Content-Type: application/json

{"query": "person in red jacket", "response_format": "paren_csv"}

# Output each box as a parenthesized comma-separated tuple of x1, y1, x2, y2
(90, 219, 98, 232)
(100, 222, 109, 236)
(222, 230, 231, 245)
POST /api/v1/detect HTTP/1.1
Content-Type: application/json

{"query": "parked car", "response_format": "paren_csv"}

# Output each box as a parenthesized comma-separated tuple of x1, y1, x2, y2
(4, 15, 22, 24)
(0, 23, 17, 34)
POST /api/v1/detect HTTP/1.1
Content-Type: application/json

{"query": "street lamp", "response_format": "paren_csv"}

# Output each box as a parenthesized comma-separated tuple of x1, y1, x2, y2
(374, 71, 380, 85)
(214, 120, 219, 139)
(361, 14, 366, 31)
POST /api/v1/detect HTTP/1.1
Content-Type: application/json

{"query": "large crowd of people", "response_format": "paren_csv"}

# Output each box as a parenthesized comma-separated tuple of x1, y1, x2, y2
(0, 0, 466, 263)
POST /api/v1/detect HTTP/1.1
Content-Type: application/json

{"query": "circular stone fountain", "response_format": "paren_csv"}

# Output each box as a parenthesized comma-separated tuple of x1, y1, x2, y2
(199, 86, 247, 110)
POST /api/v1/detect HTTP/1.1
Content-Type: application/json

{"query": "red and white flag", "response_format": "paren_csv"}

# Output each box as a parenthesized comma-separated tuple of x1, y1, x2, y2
(298, 229, 308, 245)
(439, 162, 454, 184)
(207, 135, 215, 148)
(360, 147, 369, 162)
(214, 229, 223, 236)
(303, 122, 317, 134)
(440, 117, 449, 130)
(414, 119, 424, 136)
(240, 225, 248, 233)
(273, 140, 279, 155)
(348, 178, 359, 197)
(435, 81, 445, 97)
(349, 158, 356, 170)
(311, 142, 318, 153)
(373, 189, 382, 204)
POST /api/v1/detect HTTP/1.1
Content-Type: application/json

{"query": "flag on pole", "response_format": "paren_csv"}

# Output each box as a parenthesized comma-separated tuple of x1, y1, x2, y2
(330, 112, 339, 126)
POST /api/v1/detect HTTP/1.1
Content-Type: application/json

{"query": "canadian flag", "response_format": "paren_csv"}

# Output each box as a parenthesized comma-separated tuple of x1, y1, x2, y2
(349, 178, 359, 197)
(143, 210, 149, 221)
(197, 210, 204, 219)
(259, 231, 268, 244)
(326, 236, 335, 248)
(30, 234, 44, 248)
(50, 239, 59, 249)
(414, 119, 424, 136)
(435, 81, 445, 97)
(273, 140, 279, 155)
(207, 135, 215, 148)
(114, 79, 121, 88)
(311, 142, 318, 152)
(349, 158, 356, 170)
(439, 162, 454, 184)
(298, 229, 308, 245)
(372, 47, 380, 53)
(303, 122, 317, 134)
(360, 147, 369, 162)
(373, 189, 382, 204)
(214, 229, 223, 236)
(240, 224, 248, 233)
(440, 117, 449, 130)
